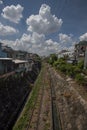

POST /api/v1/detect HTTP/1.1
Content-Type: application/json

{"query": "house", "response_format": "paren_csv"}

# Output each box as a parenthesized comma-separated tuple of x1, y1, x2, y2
(12, 59, 30, 73)
(0, 43, 13, 75)
(0, 58, 13, 74)
(0, 44, 39, 74)
(74, 41, 87, 68)
(58, 50, 74, 59)
(0, 43, 7, 58)
(75, 41, 87, 61)
(2, 46, 26, 60)
(84, 47, 87, 69)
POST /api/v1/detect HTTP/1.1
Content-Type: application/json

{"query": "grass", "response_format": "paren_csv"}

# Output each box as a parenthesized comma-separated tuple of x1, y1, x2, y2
(13, 65, 44, 130)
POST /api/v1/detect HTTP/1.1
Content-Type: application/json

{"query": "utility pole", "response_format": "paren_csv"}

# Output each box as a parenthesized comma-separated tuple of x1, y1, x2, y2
(84, 46, 87, 69)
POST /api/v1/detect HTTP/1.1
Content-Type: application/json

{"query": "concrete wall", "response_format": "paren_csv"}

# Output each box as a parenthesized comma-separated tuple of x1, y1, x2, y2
(0, 61, 4, 74)
(0, 60, 41, 130)
(0, 46, 7, 58)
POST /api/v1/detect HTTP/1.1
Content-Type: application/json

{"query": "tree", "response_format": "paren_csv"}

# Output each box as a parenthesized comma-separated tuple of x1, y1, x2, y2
(49, 54, 57, 65)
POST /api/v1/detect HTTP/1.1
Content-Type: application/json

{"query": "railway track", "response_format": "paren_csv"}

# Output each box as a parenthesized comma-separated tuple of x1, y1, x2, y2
(26, 64, 62, 130)
(14, 63, 87, 130)
(48, 66, 62, 130)
(25, 71, 45, 130)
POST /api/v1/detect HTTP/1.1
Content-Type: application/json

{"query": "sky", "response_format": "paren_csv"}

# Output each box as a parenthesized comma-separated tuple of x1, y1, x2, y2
(0, 0, 87, 56)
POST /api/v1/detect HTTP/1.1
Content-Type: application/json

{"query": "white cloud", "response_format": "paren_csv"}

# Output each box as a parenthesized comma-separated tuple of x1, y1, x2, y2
(1, 32, 75, 56)
(0, 31, 75, 55)
(79, 33, 87, 41)
(1, 4, 24, 23)
(0, 22, 18, 36)
(1, 32, 60, 55)
(26, 4, 63, 34)
(44, 39, 59, 55)
(58, 33, 75, 52)
(0, 0, 3, 4)
(59, 33, 72, 44)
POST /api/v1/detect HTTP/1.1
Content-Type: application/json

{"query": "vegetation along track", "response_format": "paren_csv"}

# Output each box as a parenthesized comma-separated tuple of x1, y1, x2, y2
(14, 63, 87, 130)
(26, 71, 45, 130)
(26, 63, 62, 130)
(13, 64, 52, 130)
(48, 65, 62, 130)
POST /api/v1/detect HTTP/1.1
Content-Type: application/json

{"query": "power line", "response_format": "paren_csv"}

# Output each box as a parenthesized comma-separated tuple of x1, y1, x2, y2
(59, 0, 67, 17)
(2, 0, 6, 7)
(53, 0, 68, 17)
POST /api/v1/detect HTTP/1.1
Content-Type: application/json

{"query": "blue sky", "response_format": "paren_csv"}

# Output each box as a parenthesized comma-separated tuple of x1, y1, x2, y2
(0, 0, 87, 55)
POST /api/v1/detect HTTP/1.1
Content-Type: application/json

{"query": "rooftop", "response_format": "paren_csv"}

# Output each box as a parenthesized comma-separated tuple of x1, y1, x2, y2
(12, 59, 28, 64)
(76, 41, 87, 46)
(0, 58, 12, 60)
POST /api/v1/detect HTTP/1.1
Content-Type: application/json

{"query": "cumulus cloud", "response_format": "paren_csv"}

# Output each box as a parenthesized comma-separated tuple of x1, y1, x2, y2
(0, 4, 75, 56)
(1, 32, 75, 55)
(79, 33, 87, 41)
(1, 4, 24, 23)
(26, 4, 63, 34)
(59, 33, 72, 44)
(58, 33, 75, 52)
(1, 32, 60, 55)
(0, 22, 18, 36)
(0, 0, 3, 4)
(44, 39, 59, 55)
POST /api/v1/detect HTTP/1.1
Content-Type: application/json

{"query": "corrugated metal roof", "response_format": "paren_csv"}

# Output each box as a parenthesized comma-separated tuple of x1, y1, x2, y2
(12, 59, 28, 64)
(0, 58, 12, 60)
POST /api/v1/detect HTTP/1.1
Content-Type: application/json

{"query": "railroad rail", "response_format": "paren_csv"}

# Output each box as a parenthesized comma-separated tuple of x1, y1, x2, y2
(26, 64, 62, 130)
(26, 72, 45, 130)
(48, 67, 62, 130)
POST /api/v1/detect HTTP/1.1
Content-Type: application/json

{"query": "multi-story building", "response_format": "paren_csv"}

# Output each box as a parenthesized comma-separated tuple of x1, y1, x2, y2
(74, 41, 87, 68)
(0, 43, 13, 74)
(0, 43, 7, 58)
(75, 41, 87, 61)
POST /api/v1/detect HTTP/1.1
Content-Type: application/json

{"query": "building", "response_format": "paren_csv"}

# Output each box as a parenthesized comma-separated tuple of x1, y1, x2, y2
(75, 41, 87, 61)
(0, 58, 13, 74)
(0, 43, 7, 58)
(0, 43, 13, 74)
(0, 43, 39, 75)
(84, 47, 87, 69)
(2, 46, 26, 60)
(58, 50, 74, 59)
(12, 59, 34, 73)
(74, 41, 87, 68)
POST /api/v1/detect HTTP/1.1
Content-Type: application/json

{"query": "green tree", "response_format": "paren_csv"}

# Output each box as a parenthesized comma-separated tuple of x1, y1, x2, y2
(49, 54, 57, 65)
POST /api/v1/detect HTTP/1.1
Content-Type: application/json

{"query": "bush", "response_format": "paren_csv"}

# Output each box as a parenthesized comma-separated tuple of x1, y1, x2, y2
(58, 64, 67, 73)
(75, 73, 85, 85)
(74, 66, 81, 73)
(77, 60, 84, 70)
(48, 54, 57, 65)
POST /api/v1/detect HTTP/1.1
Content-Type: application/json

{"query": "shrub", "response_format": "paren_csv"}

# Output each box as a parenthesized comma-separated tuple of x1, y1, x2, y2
(48, 54, 57, 65)
(73, 66, 81, 73)
(65, 64, 75, 77)
(77, 60, 84, 70)
(58, 64, 67, 73)
(75, 73, 85, 85)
